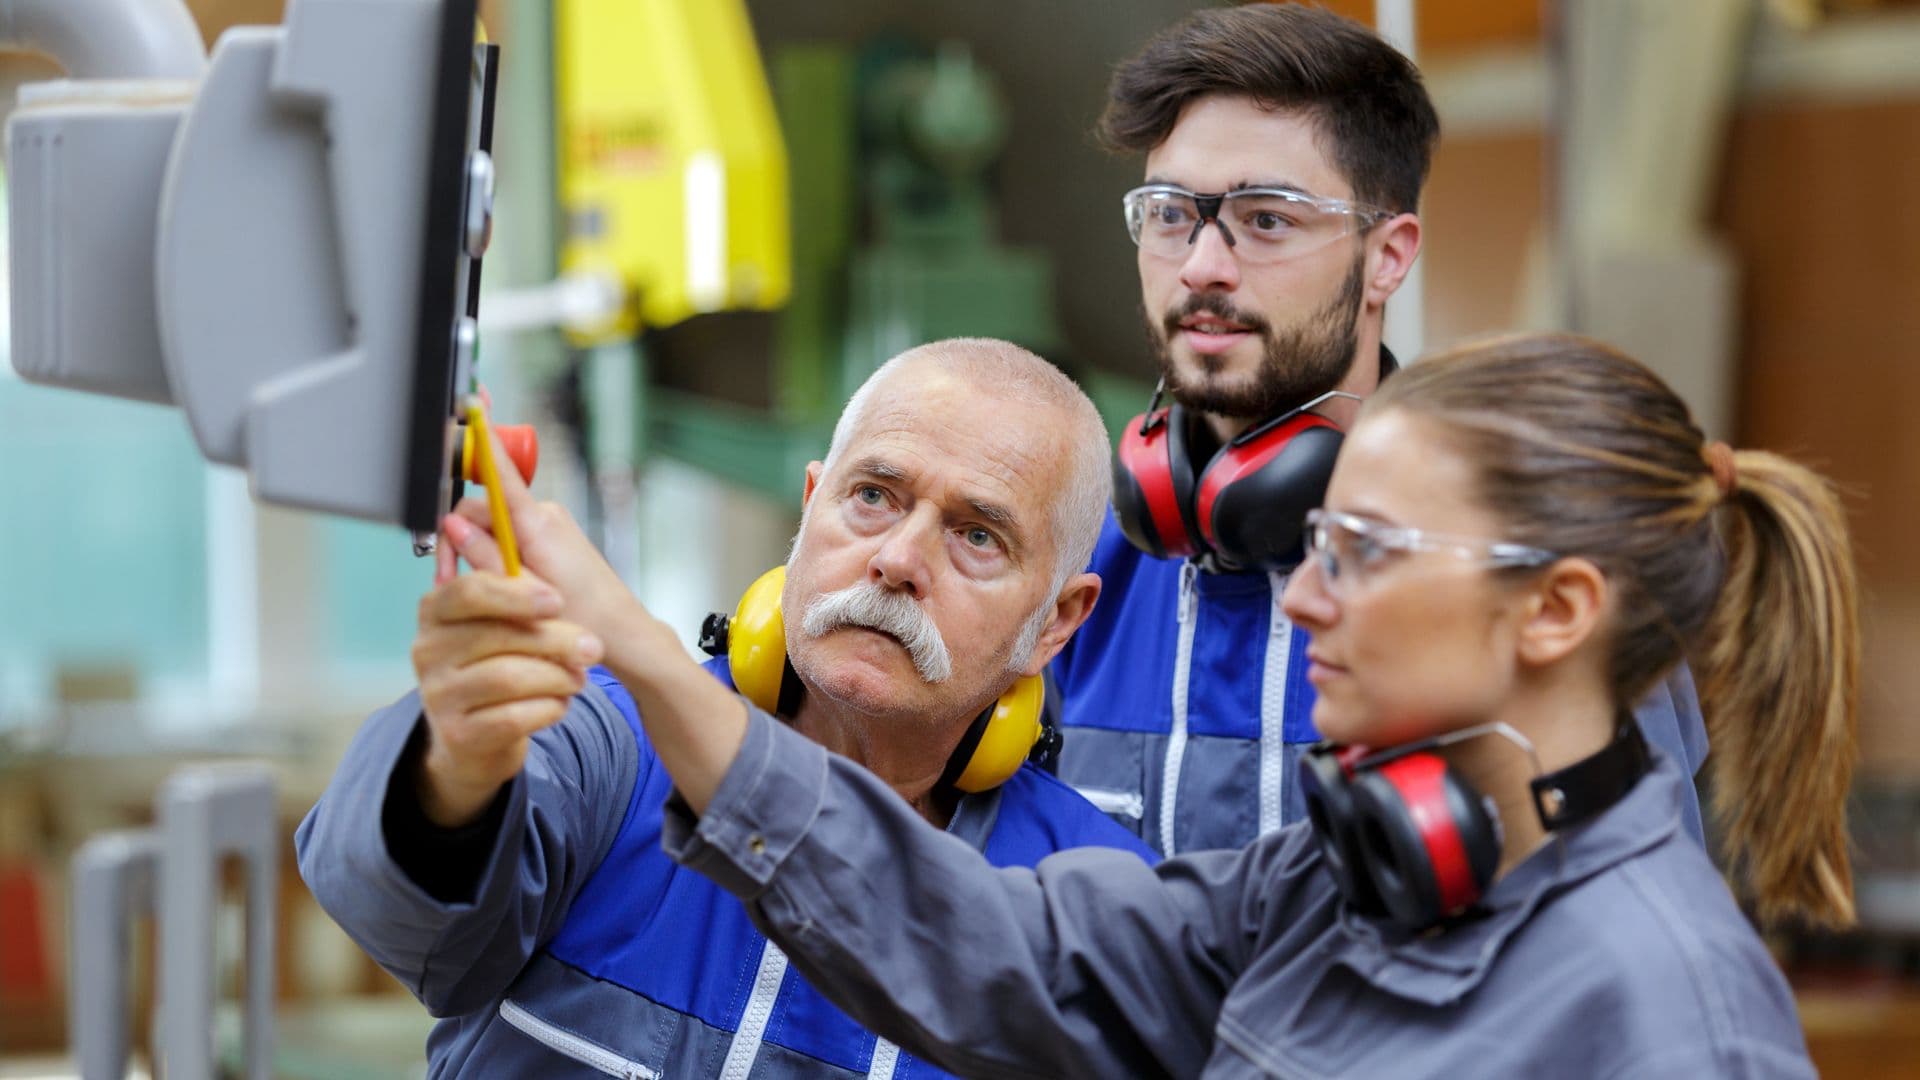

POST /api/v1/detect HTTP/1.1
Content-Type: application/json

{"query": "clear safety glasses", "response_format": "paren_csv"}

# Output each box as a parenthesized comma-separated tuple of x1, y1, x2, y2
(1121, 184, 1393, 265)
(1303, 508, 1558, 596)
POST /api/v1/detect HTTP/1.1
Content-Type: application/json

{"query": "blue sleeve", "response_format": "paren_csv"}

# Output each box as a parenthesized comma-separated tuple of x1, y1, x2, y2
(1630, 662, 1709, 845)
(294, 681, 639, 1016)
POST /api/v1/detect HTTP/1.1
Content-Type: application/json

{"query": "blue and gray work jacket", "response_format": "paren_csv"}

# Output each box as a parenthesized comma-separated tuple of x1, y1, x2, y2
(296, 661, 1156, 1078)
(1051, 510, 1713, 855)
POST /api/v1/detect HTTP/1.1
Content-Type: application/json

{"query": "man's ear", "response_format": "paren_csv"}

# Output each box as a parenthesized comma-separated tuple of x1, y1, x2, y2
(803, 461, 824, 507)
(1515, 557, 1608, 669)
(1017, 572, 1102, 677)
(1364, 212, 1422, 309)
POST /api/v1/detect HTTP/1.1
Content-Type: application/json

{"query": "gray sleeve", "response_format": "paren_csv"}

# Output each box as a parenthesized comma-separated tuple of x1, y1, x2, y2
(294, 683, 639, 1016)
(666, 707, 1300, 1080)
(1604, 1040, 1818, 1080)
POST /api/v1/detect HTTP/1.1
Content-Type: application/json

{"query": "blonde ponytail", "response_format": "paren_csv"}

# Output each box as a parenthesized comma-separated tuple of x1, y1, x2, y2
(1695, 451, 1859, 927)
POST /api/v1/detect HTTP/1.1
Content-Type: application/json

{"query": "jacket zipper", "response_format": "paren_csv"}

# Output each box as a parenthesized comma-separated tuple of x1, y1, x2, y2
(719, 939, 791, 1079)
(1159, 561, 1200, 855)
(1258, 569, 1291, 836)
(719, 940, 898, 1078)
(498, 998, 661, 1079)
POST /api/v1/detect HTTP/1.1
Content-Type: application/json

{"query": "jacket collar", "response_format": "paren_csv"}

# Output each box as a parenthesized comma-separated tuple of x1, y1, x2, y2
(1322, 748, 1686, 1007)
(945, 783, 1002, 849)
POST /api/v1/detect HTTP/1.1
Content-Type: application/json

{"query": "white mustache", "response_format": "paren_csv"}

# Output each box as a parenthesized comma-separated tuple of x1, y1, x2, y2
(800, 581, 953, 684)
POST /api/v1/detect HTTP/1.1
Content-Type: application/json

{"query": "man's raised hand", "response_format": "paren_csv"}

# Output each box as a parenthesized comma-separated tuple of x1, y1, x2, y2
(411, 570, 604, 827)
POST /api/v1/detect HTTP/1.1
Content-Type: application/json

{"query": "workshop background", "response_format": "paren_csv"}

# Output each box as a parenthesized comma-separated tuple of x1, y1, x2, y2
(3, 0, 1918, 1075)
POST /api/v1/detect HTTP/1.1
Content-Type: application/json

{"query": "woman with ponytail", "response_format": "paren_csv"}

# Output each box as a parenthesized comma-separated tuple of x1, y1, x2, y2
(1352, 332, 1858, 929)
(524, 333, 1853, 1077)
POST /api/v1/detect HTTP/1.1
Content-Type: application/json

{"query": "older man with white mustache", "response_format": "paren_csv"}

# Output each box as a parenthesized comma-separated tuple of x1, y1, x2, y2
(297, 338, 1157, 1078)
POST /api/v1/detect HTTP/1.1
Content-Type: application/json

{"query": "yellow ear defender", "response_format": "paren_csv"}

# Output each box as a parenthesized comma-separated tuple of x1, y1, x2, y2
(702, 565, 792, 716)
(698, 567, 1055, 793)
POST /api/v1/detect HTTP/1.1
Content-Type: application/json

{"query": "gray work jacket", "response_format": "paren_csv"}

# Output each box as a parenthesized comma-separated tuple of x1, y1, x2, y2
(667, 707, 1815, 1079)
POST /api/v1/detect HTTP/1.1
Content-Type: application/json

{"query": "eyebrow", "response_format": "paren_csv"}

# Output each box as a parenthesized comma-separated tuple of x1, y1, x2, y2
(849, 457, 1029, 553)
(966, 497, 1019, 533)
(1141, 176, 1317, 198)
(1330, 502, 1400, 528)
(849, 457, 912, 484)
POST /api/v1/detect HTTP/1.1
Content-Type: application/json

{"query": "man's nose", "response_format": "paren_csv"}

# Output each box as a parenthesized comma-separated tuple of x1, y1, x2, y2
(1178, 219, 1240, 294)
(867, 508, 937, 599)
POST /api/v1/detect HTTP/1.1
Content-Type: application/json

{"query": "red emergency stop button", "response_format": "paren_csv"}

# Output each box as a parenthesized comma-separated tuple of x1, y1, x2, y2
(461, 422, 539, 484)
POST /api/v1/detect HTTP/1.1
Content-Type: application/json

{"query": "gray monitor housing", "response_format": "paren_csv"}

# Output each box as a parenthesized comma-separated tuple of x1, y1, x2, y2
(6, 0, 496, 535)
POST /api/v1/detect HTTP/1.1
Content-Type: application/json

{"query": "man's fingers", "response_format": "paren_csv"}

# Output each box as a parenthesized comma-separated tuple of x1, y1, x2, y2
(444, 513, 507, 575)
(465, 696, 571, 741)
(415, 616, 602, 674)
(450, 493, 492, 532)
(482, 416, 538, 514)
(421, 570, 562, 626)
(427, 653, 590, 718)
(452, 445, 550, 570)
(421, 699, 556, 781)
(434, 525, 458, 585)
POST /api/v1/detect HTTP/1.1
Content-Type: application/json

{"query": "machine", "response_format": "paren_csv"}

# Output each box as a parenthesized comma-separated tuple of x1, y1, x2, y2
(5, 0, 500, 550)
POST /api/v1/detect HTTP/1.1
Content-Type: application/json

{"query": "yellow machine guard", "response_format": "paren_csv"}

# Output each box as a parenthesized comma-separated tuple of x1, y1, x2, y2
(555, 0, 791, 339)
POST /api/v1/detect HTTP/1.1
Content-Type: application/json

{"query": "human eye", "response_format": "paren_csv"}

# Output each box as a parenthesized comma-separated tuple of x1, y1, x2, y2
(1333, 519, 1395, 574)
(1237, 197, 1302, 237)
(1352, 531, 1390, 569)
(1146, 197, 1194, 230)
(1248, 209, 1296, 233)
(963, 525, 998, 549)
(952, 523, 1011, 572)
(852, 483, 891, 509)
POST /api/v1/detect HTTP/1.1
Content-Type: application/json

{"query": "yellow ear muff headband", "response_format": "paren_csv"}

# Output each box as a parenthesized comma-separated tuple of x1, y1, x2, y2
(698, 566, 1051, 793)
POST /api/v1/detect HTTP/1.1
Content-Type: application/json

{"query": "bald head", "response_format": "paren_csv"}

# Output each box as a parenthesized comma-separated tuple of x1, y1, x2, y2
(824, 338, 1112, 594)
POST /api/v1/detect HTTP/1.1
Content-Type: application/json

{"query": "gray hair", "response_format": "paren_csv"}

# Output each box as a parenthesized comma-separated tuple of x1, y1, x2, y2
(822, 338, 1112, 599)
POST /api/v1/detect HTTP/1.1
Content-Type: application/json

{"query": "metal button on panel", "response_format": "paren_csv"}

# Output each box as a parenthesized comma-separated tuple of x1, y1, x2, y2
(464, 149, 495, 259)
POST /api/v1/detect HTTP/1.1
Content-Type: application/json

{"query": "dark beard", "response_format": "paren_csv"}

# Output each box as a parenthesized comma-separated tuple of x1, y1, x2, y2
(1147, 255, 1366, 421)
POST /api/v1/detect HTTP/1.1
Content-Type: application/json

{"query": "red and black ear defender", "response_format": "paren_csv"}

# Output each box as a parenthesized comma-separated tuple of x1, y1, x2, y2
(1300, 719, 1652, 932)
(1300, 745, 1504, 931)
(698, 567, 1054, 793)
(1112, 382, 1345, 571)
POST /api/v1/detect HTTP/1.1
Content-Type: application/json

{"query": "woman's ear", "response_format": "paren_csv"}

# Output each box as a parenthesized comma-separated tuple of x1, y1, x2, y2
(1516, 557, 1608, 668)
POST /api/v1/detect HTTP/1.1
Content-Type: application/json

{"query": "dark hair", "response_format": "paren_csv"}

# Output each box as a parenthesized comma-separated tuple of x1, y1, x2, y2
(1099, 3, 1440, 213)
(1366, 333, 1860, 927)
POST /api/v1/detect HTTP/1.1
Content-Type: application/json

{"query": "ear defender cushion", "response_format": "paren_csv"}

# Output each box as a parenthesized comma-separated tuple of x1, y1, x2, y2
(945, 674, 1047, 793)
(1196, 416, 1343, 570)
(724, 566, 790, 714)
(1299, 743, 1386, 916)
(1161, 404, 1209, 556)
(1350, 754, 1503, 931)
(1113, 409, 1198, 559)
